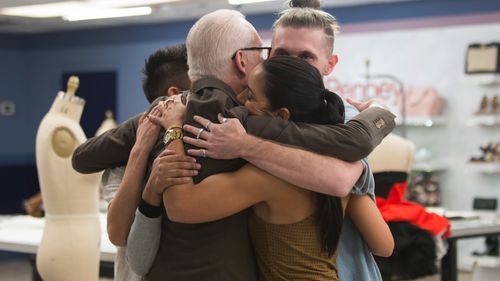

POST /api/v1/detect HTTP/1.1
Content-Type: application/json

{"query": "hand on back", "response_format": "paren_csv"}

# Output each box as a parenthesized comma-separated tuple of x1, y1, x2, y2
(183, 114, 249, 160)
(148, 95, 186, 129)
(144, 149, 200, 197)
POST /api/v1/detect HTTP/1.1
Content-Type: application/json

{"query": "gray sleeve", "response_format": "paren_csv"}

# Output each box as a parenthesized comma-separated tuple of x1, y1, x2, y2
(100, 166, 126, 204)
(126, 209, 162, 276)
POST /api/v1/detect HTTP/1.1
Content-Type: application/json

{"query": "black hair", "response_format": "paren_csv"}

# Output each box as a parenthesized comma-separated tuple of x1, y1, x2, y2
(142, 44, 190, 103)
(289, 0, 321, 9)
(260, 55, 345, 257)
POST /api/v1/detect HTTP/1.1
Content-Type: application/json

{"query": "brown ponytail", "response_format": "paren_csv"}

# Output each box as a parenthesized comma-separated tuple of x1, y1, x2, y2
(288, 0, 321, 9)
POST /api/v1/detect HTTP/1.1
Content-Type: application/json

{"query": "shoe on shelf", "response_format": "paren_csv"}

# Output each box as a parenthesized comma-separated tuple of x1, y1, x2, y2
(476, 95, 490, 115)
(491, 95, 499, 114)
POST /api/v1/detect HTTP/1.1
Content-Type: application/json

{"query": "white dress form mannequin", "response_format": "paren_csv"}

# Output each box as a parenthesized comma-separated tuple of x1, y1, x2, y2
(36, 76, 101, 281)
(95, 110, 117, 137)
(368, 133, 416, 174)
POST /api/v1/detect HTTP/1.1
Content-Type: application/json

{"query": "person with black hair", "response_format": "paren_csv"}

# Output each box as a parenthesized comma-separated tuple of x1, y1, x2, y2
(145, 56, 393, 280)
(96, 44, 195, 281)
(141, 44, 190, 103)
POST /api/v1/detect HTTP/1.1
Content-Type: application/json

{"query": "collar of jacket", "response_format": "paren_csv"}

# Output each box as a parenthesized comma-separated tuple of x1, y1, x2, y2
(191, 77, 240, 105)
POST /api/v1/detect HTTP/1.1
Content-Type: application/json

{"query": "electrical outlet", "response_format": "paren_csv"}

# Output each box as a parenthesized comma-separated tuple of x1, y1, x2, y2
(0, 101, 15, 116)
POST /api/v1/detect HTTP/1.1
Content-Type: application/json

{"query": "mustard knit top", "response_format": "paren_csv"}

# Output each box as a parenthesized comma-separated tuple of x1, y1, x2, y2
(248, 212, 339, 281)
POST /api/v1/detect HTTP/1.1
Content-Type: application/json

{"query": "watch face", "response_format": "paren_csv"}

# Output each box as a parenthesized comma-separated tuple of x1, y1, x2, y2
(163, 129, 183, 145)
(163, 133, 170, 144)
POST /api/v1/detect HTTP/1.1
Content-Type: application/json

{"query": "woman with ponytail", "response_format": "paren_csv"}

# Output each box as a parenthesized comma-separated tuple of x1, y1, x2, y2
(145, 56, 393, 281)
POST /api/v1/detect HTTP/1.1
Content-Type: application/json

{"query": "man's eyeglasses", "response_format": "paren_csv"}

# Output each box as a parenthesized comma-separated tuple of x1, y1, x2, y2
(231, 47, 272, 60)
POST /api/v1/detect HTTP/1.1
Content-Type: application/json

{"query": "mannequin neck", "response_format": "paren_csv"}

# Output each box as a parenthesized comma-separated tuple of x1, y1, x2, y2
(49, 92, 85, 122)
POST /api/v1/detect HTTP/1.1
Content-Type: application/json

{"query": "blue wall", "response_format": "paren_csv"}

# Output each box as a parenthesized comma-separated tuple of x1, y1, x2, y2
(1, 0, 500, 164)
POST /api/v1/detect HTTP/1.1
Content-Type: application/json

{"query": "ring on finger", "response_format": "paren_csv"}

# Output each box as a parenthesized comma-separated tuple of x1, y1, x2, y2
(204, 121, 212, 131)
(196, 128, 205, 139)
(202, 149, 207, 158)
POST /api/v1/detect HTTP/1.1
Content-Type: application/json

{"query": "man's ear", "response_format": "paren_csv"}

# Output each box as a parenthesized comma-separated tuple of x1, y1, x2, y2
(324, 53, 338, 76)
(233, 51, 247, 77)
(275, 108, 291, 121)
(166, 86, 180, 97)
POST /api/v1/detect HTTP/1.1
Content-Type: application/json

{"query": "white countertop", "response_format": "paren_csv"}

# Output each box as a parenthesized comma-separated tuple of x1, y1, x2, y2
(0, 213, 116, 262)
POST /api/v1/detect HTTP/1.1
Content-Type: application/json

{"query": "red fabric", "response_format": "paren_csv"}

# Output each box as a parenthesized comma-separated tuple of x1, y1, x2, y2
(376, 182, 451, 238)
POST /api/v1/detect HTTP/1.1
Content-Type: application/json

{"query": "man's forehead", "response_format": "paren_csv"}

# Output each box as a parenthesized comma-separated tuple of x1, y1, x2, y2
(272, 40, 321, 56)
(272, 27, 324, 50)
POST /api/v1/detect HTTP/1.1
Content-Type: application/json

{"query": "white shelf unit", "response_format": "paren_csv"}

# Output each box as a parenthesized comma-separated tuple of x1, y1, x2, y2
(467, 163, 500, 174)
(412, 160, 449, 172)
(466, 73, 500, 86)
(467, 115, 500, 126)
(397, 116, 447, 127)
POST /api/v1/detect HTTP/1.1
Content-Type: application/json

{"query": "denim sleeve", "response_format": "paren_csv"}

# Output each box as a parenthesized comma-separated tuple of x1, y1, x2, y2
(351, 159, 376, 198)
(344, 102, 376, 197)
(344, 102, 358, 122)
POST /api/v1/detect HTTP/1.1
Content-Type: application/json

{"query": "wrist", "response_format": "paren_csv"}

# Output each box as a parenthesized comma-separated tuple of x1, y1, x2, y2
(239, 134, 259, 159)
(167, 122, 183, 130)
(165, 118, 183, 129)
(130, 145, 150, 161)
(142, 186, 162, 207)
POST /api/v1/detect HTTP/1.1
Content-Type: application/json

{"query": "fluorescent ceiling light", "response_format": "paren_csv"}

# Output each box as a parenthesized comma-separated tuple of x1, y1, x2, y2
(0, 1, 84, 18)
(64, 6, 152, 21)
(228, 0, 277, 5)
(88, 0, 180, 8)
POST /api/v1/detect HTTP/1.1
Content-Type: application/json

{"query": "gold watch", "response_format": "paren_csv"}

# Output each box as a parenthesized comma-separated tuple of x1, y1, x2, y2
(163, 126, 183, 145)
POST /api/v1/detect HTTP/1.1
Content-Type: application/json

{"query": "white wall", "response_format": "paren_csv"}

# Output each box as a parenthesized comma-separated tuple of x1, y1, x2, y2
(329, 22, 500, 211)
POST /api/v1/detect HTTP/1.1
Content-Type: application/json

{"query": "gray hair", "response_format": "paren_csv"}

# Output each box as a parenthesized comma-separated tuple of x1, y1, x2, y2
(273, 7, 339, 55)
(187, 9, 256, 81)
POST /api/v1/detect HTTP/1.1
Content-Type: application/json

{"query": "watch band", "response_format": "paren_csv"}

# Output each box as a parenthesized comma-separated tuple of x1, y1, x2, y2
(163, 126, 183, 145)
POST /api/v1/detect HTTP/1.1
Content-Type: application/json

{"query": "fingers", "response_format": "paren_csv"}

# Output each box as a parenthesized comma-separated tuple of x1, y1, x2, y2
(217, 113, 226, 123)
(346, 97, 360, 106)
(139, 112, 148, 123)
(183, 124, 210, 141)
(158, 150, 199, 164)
(183, 136, 209, 149)
(166, 167, 199, 177)
(193, 115, 211, 127)
(165, 177, 192, 186)
(158, 149, 178, 158)
(148, 114, 162, 126)
(187, 149, 212, 158)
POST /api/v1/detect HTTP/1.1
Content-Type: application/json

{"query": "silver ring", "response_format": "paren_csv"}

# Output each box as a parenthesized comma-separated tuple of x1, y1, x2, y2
(196, 128, 205, 139)
(202, 149, 207, 158)
(204, 121, 212, 131)
(222, 118, 228, 123)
